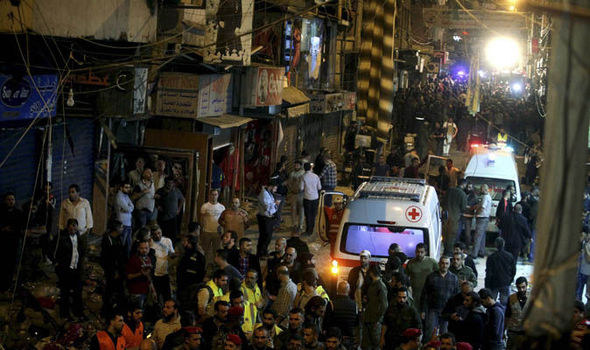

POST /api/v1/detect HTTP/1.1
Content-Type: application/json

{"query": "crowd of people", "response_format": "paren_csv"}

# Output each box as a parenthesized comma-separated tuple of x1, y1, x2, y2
(4, 70, 590, 350)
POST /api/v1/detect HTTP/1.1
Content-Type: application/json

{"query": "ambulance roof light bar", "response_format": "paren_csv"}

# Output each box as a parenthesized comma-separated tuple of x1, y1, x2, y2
(357, 177, 425, 202)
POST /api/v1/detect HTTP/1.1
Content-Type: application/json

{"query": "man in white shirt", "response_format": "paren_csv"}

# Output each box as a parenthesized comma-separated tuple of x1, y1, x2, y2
(59, 184, 93, 235)
(301, 163, 321, 236)
(150, 225, 176, 302)
(472, 184, 492, 258)
(201, 189, 225, 267)
(442, 117, 458, 156)
(114, 181, 134, 257)
(257, 181, 279, 257)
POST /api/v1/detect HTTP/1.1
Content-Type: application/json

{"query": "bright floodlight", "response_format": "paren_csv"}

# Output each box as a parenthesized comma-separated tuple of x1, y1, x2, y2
(511, 82, 522, 92)
(485, 37, 521, 70)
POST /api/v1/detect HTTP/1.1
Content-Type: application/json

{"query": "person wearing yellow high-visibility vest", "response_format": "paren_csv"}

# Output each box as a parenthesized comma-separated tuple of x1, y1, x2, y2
(241, 270, 265, 310)
(497, 128, 508, 144)
(197, 270, 228, 319)
(229, 289, 259, 339)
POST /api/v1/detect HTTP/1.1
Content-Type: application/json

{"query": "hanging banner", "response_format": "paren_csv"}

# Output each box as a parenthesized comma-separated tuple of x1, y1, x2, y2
(242, 67, 284, 107)
(198, 74, 232, 117)
(204, 0, 253, 66)
(0, 74, 58, 122)
(155, 72, 199, 118)
(133, 67, 148, 115)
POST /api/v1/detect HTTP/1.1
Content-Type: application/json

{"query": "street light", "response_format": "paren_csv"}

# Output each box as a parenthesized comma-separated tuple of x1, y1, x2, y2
(485, 37, 521, 70)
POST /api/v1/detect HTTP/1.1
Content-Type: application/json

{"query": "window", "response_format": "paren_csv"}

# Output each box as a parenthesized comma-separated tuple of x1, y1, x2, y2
(465, 176, 516, 201)
(341, 223, 427, 258)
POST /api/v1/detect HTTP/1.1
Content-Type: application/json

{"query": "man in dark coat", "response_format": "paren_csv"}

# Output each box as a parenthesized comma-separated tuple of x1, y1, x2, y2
(501, 204, 532, 265)
(443, 179, 468, 255)
(485, 237, 516, 305)
(100, 220, 126, 317)
(453, 292, 485, 350)
(54, 218, 87, 320)
(495, 190, 513, 230)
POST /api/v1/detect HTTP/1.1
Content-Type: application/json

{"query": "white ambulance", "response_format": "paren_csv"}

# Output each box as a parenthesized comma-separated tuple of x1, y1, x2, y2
(329, 177, 443, 284)
(464, 144, 521, 232)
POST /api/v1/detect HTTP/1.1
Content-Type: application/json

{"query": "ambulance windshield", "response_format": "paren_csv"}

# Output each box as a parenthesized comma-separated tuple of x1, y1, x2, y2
(342, 224, 426, 258)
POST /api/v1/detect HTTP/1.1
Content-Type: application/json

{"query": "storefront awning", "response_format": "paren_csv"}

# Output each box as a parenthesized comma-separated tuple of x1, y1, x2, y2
(282, 86, 310, 105)
(198, 114, 253, 128)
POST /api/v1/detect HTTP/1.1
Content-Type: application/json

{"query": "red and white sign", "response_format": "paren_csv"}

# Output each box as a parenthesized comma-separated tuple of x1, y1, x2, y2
(242, 67, 285, 107)
(405, 206, 422, 223)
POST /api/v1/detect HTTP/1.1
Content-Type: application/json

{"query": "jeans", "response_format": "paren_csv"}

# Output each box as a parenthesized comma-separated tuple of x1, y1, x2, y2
(122, 226, 132, 258)
(288, 193, 304, 231)
(135, 209, 153, 228)
(323, 186, 335, 206)
(577, 272, 590, 301)
(471, 217, 489, 257)
(303, 199, 319, 235)
(459, 216, 474, 247)
(490, 286, 510, 305)
(424, 309, 447, 342)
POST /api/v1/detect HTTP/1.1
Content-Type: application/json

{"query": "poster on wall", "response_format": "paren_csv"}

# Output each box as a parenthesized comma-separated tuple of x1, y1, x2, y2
(0, 74, 58, 122)
(204, 0, 253, 65)
(155, 72, 199, 118)
(242, 67, 284, 107)
(198, 74, 232, 117)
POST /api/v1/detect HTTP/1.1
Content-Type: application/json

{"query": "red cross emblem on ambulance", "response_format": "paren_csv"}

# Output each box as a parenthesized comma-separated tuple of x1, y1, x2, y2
(405, 206, 422, 223)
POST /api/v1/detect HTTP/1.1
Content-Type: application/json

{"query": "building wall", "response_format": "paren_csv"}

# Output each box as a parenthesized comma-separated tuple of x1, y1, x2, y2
(32, 0, 157, 43)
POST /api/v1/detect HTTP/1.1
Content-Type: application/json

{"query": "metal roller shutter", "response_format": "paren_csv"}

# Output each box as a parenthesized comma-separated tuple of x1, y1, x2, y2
(0, 127, 38, 205)
(278, 118, 299, 164)
(51, 118, 96, 209)
(302, 114, 323, 160)
(321, 112, 341, 156)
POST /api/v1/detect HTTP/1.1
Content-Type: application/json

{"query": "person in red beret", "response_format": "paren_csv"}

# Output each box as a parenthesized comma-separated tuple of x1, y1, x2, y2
(455, 342, 473, 350)
(173, 327, 202, 350)
(397, 328, 422, 350)
(225, 334, 242, 350)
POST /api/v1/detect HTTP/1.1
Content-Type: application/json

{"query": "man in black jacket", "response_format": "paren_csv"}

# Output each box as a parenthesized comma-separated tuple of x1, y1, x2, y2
(479, 288, 505, 350)
(54, 218, 86, 320)
(100, 220, 126, 317)
(501, 204, 532, 265)
(485, 237, 516, 305)
(453, 291, 485, 350)
(443, 281, 473, 337)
